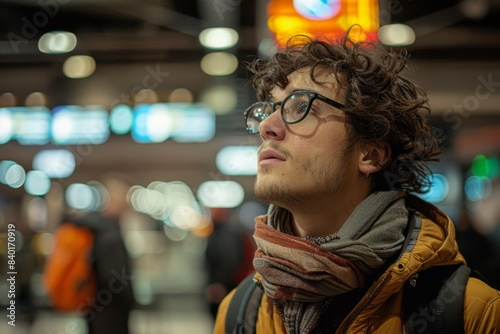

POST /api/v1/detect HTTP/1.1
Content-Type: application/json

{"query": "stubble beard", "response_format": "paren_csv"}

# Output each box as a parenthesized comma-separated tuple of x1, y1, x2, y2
(254, 147, 353, 212)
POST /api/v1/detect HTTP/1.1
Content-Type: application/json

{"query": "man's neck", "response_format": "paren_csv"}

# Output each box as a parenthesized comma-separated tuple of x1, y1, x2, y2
(288, 184, 371, 237)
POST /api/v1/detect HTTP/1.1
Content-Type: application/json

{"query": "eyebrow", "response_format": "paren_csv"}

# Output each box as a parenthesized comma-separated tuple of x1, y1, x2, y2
(287, 87, 312, 95)
(267, 87, 323, 102)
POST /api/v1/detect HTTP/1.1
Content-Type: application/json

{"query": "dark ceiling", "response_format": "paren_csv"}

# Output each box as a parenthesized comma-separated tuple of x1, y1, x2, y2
(1, 0, 500, 64)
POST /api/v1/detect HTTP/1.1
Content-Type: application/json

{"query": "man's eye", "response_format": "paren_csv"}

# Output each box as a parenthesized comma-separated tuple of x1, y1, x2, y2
(297, 102, 308, 111)
(289, 102, 308, 114)
(287, 103, 306, 117)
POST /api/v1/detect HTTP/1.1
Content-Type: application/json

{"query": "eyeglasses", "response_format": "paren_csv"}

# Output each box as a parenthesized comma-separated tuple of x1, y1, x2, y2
(244, 90, 345, 134)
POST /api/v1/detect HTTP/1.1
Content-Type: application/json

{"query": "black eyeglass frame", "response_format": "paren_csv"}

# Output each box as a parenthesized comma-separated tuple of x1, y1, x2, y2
(244, 90, 345, 134)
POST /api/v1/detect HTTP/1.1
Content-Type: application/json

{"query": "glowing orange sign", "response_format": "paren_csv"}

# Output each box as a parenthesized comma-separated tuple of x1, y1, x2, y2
(267, 0, 379, 47)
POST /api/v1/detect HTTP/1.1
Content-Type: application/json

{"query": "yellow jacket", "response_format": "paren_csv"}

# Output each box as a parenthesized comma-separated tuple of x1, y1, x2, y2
(214, 197, 500, 333)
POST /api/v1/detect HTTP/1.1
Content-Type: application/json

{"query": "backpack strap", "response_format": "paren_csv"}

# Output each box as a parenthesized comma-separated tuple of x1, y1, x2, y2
(225, 272, 264, 334)
(434, 264, 469, 334)
(403, 264, 467, 333)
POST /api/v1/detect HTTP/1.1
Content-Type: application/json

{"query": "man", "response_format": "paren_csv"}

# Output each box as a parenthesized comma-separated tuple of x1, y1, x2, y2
(204, 207, 255, 319)
(213, 33, 500, 333)
(74, 176, 135, 334)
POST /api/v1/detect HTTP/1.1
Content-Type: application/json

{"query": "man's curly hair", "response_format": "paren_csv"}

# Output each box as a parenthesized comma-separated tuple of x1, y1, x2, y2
(245, 32, 442, 194)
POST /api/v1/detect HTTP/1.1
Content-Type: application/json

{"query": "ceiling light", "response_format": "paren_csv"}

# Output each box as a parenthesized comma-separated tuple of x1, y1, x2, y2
(25, 92, 47, 106)
(0, 93, 16, 107)
(199, 27, 239, 49)
(169, 88, 193, 103)
(134, 89, 158, 104)
(39, 31, 77, 54)
(378, 24, 416, 46)
(63, 55, 96, 79)
(200, 52, 238, 76)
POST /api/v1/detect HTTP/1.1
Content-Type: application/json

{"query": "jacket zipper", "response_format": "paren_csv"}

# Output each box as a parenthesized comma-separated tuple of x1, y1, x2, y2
(340, 272, 393, 334)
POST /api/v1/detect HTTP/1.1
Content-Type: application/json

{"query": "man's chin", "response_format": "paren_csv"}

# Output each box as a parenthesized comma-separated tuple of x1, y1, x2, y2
(253, 180, 277, 204)
(254, 180, 293, 207)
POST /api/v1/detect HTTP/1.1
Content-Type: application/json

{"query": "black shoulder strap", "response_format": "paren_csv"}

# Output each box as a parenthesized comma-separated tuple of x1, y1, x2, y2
(225, 273, 264, 334)
(403, 264, 469, 334)
(435, 265, 470, 334)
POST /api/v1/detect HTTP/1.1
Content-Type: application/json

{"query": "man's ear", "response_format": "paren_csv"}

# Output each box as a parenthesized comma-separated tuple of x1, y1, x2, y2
(358, 143, 391, 176)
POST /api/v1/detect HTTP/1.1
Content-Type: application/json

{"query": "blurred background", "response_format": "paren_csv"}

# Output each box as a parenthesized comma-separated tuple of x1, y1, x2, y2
(1, 0, 500, 333)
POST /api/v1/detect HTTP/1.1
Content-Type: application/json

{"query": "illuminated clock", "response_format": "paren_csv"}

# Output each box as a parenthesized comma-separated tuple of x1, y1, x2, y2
(293, 0, 341, 20)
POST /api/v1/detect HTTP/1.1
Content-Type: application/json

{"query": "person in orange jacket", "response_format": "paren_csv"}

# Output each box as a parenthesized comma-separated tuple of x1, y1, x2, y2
(213, 29, 500, 333)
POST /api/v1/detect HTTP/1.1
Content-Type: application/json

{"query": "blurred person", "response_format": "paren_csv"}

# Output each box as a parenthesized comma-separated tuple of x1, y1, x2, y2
(213, 30, 500, 333)
(204, 207, 255, 319)
(455, 206, 500, 289)
(11, 221, 38, 330)
(61, 175, 136, 334)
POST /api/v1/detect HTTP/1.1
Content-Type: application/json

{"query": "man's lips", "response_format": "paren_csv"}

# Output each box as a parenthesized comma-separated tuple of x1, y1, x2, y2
(259, 149, 286, 166)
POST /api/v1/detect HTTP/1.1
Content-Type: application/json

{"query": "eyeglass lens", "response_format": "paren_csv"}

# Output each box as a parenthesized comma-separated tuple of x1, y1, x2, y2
(246, 91, 312, 133)
(282, 93, 310, 123)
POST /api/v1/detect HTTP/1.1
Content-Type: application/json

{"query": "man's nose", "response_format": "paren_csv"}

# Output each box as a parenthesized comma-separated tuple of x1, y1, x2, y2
(259, 106, 285, 140)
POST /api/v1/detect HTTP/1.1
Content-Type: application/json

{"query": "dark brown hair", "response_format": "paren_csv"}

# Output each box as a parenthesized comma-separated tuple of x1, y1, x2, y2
(245, 31, 442, 193)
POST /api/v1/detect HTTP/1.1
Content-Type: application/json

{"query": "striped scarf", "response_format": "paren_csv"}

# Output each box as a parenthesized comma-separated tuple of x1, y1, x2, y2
(253, 190, 408, 334)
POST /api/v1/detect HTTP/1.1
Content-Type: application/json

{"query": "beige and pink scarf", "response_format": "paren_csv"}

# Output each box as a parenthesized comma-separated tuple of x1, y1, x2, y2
(253, 190, 408, 334)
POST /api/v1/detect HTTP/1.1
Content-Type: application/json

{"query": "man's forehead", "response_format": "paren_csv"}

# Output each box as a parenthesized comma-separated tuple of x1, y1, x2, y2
(270, 68, 341, 96)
